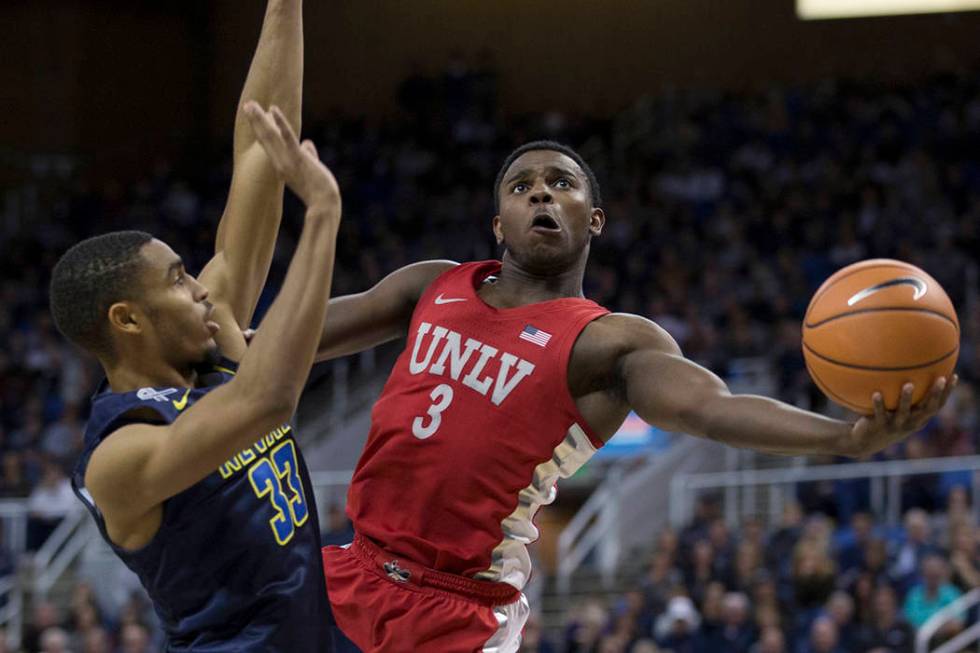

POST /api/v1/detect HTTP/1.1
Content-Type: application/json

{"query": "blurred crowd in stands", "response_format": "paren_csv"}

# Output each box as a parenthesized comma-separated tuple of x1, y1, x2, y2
(2, 54, 979, 651)
(525, 491, 980, 653)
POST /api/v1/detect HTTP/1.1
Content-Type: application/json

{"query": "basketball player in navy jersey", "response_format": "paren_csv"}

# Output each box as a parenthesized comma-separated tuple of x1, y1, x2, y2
(305, 141, 956, 651)
(48, 1, 344, 649)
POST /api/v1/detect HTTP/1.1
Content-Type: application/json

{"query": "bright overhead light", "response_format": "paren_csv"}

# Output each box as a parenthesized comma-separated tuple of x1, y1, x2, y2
(797, 0, 980, 19)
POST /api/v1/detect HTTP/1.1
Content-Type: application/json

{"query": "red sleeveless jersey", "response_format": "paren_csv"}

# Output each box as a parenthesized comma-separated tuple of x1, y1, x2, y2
(346, 261, 610, 590)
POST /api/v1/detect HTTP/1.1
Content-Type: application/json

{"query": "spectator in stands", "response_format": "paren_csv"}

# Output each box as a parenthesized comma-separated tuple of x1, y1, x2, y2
(39, 626, 71, 653)
(26, 457, 76, 550)
(518, 613, 556, 653)
(823, 591, 858, 652)
(66, 600, 102, 651)
(80, 627, 109, 653)
(898, 439, 942, 513)
(949, 522, 980, 591)
(564, 600, 608, 653)
(629, 640, 662, 653)
(799, 616, 845, 653)
(679, 496, 720, 555)
(855, 584, 914, 653)
(729, 542, 764, 594)
(789, 539, 836, 639)
(119, 623, 155, 653)
(0, 452, 30, 498)
(697, 580, 726, 644)
(653, 596, 701, 653)
(23, 600, 62, 653)
(683, 540, 719, 607)
(768, 502, 803, 586)
(890, 508, 940, 595)
(840, 537, 890, 597)
(934, 485, 972, 548)
(751, 626, 786, 653)
(39, 403, 83, 468)
(708, 519, 736, 581)
(834, 511, 875, 575)
(903, 553, 964, 636)
(699, 592, 756, 653)
(642, 549, 683, 618)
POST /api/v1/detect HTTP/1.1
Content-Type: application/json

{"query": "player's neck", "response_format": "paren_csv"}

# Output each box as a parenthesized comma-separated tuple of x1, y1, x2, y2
(487, 253, 586, 307)
(103, 358, 197, 394)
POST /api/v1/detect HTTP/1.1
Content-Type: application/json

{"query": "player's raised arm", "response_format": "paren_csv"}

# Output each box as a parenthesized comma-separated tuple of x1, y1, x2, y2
(198, 0, 304, 359)
(613, 314, 956, 458)
(85, 105, 341, 532)
(313, 259, 458, 362)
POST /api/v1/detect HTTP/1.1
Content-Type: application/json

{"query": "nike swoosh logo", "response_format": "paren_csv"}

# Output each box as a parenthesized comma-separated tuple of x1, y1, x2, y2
(847, 276, 927, 306)
(434, 293, 467, 305)
(172, 389, 191, 411)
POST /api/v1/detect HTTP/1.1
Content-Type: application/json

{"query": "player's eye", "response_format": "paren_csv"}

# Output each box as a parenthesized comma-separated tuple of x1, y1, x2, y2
(554, 178, 571, 189)
(512, 182, 529, 194)
(175, 273, 186, 286)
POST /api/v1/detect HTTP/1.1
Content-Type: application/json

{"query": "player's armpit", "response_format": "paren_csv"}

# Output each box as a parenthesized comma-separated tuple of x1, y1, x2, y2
(315, 259, 458, 362)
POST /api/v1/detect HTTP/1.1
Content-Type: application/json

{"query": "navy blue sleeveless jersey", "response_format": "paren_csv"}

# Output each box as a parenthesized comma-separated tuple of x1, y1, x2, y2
(73, 358, 334, 652)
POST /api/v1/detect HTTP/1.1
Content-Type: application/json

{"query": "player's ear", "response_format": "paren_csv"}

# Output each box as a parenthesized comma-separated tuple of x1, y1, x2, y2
(589, 208, 605, 237)
(107, 301, 143, 336)
(492, 215, 504, 245)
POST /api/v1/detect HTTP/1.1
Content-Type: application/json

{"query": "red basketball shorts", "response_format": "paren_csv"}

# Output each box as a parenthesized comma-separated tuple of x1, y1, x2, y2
(322, 535, 529, 652)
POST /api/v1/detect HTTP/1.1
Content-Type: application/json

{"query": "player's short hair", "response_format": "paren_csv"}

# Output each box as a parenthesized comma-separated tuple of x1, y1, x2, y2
(493, 140, 602, 212)
(50, 230, 154, 358)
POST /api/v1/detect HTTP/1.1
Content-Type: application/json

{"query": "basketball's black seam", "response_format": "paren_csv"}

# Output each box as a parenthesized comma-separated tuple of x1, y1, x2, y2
(802, 342, 959, 371)
(806, 260, 911, 316)
(805, 361, 867, 413)
(804, 307, 959, 330)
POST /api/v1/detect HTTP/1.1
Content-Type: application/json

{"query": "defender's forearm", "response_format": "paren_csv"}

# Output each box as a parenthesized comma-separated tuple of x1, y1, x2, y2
(235, 207, 339, 416)
(235, 0, 303, 154)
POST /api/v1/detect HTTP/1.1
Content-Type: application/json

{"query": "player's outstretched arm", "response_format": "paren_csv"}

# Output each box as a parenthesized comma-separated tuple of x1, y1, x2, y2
(615, 314, 955, 458)
(314, 259, 458, 362)
(86, 105, 340, 542)
(198, 0, 304, 359)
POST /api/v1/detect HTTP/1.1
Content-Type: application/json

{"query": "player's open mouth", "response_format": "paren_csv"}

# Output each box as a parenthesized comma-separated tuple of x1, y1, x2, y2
(530, 214, 561, 232)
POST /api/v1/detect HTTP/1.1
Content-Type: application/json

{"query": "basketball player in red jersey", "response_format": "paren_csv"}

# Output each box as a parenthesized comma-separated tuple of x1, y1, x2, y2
(314, 141, 955, 652)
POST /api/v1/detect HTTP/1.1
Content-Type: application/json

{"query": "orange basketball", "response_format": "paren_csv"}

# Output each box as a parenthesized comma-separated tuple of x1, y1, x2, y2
(802, 259, 959, 414)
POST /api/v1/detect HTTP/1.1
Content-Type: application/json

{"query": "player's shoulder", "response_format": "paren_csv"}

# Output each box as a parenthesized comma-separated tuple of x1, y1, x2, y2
(584, 312, 681, 355)
(384, 259, 460, 304)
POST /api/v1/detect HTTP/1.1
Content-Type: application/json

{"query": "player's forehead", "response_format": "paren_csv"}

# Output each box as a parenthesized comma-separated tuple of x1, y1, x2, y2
(140, 239, 183, 278)
(503, 150, 584, 183)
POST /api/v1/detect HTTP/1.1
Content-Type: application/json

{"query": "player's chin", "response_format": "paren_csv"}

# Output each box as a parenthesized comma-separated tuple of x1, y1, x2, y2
(200, 342, 222, 366)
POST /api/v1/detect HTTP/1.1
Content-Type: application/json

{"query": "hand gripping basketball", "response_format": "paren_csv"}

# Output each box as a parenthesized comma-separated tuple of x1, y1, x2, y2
(849, 374, 957, 457)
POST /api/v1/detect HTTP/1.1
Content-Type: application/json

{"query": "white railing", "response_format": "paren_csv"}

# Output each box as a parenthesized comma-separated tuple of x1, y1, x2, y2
(0, 502, 30, 648)
(556, 436, 729, 595)
(670, 455, 980, 529)
(555, 467, 622, 594)
(916, 588, 980, 653)
(34, 507, 95, 598)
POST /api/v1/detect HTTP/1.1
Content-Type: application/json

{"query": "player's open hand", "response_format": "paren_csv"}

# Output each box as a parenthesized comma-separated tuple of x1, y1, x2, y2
(243, 101, 341, 217)
(849, 375, 957, 457)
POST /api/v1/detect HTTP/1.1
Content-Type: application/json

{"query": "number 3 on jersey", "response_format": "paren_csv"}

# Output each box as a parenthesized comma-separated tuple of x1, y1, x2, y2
(412, 384, 454, 439)
(248, 441, 309, 545)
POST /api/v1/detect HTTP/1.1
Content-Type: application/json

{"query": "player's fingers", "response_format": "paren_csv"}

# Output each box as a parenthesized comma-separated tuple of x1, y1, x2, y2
(270, 106, 300, 150)
(929, 376, 950, 413)
(897, 383, 913, 424)
(872, 392, 886, 426)
(244, 104, 287, 159)
(301, 139, 319, 159)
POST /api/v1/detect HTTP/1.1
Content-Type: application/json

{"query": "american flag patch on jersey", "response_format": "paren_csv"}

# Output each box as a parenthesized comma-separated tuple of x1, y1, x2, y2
(519, 325, 552, 347)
